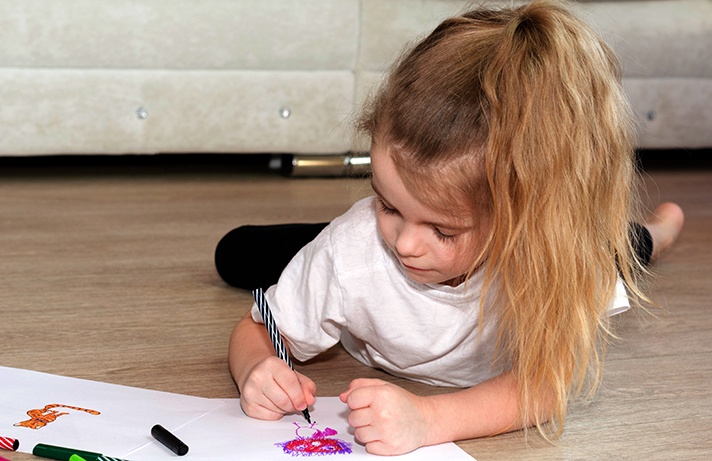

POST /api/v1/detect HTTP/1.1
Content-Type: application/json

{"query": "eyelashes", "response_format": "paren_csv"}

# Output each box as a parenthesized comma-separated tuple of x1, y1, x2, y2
(433, 227, 456, 242)
(377, 198, 398, 216)
(376, 197, 456, 242)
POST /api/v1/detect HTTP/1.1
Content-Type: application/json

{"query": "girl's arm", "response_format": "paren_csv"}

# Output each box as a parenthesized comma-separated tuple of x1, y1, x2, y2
(229, 312, 316, 420)
(340, 371, 542, 455)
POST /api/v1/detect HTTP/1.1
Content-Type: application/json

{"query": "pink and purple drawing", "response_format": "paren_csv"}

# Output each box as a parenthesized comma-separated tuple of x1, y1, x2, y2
(277, 422, 352, 456)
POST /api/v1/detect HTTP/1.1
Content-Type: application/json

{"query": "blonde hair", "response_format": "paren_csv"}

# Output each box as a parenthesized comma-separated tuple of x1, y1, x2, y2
(359, 0, 646, 438)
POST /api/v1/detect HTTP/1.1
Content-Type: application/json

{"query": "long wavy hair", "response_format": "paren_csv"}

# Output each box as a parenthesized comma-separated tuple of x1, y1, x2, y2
(358, 0, 647, 438)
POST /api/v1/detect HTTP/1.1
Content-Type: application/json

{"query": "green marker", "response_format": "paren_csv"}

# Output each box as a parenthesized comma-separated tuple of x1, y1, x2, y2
(33, 444, 101, 461)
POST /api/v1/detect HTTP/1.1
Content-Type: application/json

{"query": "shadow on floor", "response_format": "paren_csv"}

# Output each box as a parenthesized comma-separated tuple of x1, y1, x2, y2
(1, 148, 710, 178)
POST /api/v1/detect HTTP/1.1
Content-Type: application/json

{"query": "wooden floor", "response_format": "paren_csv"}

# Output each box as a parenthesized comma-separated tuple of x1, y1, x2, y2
(1, 156, 710, 460)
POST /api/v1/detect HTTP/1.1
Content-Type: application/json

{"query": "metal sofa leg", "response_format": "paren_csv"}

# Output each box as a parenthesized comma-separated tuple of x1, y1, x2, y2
(276, 153, 371, 177)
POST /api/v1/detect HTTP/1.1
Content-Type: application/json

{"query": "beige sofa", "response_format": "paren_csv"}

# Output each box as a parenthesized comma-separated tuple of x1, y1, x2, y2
(1, 0, 710, 157)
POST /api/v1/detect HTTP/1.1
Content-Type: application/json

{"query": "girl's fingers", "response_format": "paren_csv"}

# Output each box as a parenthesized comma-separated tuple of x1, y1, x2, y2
(347, 406, 373, 428)
(246, 376, 306, 417)
(353, 425, 381, 445)
(240, 395, 285, 421)
(269, 367, 310, 412)
(264, 379, 299, 413)
(297, 374, 317, 406)
(340, 378, 386, 404)
(363, 441, 393, 456)
(243, 357, 314, 416)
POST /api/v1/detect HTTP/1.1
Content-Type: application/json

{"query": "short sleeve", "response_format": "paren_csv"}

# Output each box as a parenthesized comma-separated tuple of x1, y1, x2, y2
(250, 224, 345, 362)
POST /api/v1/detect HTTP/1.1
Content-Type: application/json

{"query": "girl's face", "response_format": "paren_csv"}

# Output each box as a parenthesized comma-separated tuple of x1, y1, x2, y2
(370, 145, 484, 287)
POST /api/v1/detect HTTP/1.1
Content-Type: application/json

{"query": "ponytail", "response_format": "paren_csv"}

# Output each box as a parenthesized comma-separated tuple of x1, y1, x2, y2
(480, 1, 642, 437)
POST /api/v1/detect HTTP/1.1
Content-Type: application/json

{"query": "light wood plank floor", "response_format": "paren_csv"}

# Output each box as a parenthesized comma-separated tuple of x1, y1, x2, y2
(1, 157, 710, 460)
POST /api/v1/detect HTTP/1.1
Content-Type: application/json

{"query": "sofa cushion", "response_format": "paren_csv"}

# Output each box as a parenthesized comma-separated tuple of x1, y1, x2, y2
(0, 69, 354, 155)
(580, 0, 712, 78)
(0, 0, 359, 71)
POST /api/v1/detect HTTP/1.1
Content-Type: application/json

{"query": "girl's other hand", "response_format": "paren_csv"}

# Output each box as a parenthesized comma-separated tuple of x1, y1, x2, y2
(339, 378, 434, 455)
(239, 356, 316, 421)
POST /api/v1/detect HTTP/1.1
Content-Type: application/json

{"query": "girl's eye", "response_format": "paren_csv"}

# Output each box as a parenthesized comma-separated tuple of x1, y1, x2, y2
(434, 227, 456, 242)
(377, 198, 398, 215)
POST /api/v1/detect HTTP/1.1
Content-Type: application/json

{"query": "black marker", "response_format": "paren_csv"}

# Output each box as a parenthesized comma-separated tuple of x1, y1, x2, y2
(151, 424, 189, 456)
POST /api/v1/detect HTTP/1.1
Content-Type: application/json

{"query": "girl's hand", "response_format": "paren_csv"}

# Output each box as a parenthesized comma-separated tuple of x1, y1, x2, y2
(339, 378, 434, 455)
(239, 356, 316, 421)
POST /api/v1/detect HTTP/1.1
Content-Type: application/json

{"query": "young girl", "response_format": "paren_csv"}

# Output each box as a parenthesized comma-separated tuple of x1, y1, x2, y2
(222, 0, 684, 455)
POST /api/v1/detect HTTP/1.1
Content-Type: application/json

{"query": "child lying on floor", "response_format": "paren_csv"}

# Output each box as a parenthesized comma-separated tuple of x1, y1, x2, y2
(219, 1, 685, 455)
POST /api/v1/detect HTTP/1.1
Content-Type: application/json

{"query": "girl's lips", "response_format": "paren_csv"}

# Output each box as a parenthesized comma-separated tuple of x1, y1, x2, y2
(403, 263, 428, 272)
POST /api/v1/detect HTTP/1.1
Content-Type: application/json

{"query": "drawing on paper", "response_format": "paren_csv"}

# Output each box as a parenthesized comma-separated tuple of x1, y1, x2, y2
(14, 404, 101, 429)
(277, 422, 353, 456)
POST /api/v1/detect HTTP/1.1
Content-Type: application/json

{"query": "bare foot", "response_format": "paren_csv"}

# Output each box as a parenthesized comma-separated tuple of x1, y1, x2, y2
(644, 202, 685, 260)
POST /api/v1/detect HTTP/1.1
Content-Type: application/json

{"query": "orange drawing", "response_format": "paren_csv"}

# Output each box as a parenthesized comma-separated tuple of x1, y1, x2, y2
(14, 404, 101, 430)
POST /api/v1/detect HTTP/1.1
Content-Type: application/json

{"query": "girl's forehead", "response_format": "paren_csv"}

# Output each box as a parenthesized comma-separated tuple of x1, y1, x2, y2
(370, 151, 477, 230)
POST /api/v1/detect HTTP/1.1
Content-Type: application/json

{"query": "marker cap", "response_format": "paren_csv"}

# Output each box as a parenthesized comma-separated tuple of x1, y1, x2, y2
(151, 424, 189, 456)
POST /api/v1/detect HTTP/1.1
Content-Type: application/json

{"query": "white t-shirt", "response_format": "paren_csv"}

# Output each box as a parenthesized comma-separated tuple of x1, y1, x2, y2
(252, 197, 629, 388)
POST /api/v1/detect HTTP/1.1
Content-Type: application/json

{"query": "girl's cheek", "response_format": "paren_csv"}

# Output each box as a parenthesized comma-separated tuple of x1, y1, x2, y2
(376, 215, 395, 246)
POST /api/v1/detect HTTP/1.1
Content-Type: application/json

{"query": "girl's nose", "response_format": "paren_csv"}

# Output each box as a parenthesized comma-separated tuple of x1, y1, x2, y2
(394, 224, 425, 257)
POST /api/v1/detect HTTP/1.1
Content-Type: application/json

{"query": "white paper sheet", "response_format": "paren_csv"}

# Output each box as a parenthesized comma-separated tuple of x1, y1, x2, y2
(128, 399, 475, 460)
(0, 366, 225, 457)
(1, 366, 475, 460)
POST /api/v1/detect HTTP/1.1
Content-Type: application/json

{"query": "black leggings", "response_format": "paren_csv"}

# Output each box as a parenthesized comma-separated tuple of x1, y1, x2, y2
(215, 222, 653, 290)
